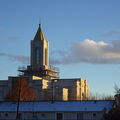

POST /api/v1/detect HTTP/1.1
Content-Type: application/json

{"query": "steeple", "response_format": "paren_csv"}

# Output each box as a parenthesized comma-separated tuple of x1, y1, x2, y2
(18, 24, 59, 79)
(34, 24, 46, 41)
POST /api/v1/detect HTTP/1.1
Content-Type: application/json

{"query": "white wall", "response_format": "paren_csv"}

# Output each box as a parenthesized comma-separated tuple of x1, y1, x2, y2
(0, 112, 16, 120)
(0, 111, 105, 120)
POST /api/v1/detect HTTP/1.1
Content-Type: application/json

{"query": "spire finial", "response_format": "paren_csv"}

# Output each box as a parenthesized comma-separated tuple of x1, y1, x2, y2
(34, 20, 46, 41)
(39, 18, 41, 27)
(39, 23, 41, 28)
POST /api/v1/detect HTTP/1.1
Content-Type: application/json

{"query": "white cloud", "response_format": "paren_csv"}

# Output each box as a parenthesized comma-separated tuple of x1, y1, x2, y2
(51, 39, 120, 64)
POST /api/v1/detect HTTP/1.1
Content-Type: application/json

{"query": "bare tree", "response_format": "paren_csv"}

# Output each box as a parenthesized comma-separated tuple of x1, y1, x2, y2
(89, 92, 114, 100)
(114, 84, 120, 94)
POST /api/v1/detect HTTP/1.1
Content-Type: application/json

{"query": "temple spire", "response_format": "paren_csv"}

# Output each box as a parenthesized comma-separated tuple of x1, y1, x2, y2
(34, 24, 46, 41)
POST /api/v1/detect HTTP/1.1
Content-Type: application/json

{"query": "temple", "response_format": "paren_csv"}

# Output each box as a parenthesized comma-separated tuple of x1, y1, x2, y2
(0, 25, 90, 101)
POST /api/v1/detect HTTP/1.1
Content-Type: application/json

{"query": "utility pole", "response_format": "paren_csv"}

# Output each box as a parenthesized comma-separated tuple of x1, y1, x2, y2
(51, 79, 57, 103)
(51, 80, 54, 103)
(16, 78, 21, 120)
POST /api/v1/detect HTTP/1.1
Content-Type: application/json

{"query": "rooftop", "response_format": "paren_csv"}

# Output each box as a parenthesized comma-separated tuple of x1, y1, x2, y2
(0, 100, 114, 112)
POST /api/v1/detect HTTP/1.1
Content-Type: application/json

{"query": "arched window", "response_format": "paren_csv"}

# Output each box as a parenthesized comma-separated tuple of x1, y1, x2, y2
(45, 48, 48, 65)
(35, 47, 40, 64)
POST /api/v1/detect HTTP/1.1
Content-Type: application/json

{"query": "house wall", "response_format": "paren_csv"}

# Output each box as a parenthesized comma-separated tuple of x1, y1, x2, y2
(64, 112, 77, 120)
(83, 112, 104, 120)
(0, 111, 105, 120)
(21, 112, 55, 120)
(0, 112, 16, 120)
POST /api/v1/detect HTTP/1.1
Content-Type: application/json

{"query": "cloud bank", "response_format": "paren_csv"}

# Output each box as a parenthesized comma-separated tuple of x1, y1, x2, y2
(99, 31, 120, 38)
(1, 39, 120, 65)
(7, 36, 20, 40)
(50, 39, 120, 64)
(0, 53, 29, 64)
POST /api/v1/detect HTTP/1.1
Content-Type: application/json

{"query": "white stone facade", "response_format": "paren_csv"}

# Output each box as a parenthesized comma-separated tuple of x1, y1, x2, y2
(0, 76, 89, 101)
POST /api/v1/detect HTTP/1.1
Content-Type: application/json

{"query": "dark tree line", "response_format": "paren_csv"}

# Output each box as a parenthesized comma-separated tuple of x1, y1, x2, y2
(105, 107, 120, 120)
(104, 84, 120, 120)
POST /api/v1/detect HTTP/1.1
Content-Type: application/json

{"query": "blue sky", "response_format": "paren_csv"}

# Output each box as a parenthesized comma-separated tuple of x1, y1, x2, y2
(0, 0, 120, 95)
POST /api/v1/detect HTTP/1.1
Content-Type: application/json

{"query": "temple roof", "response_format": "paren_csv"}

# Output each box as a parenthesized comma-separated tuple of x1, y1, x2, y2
(34, 24, 46, 41)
